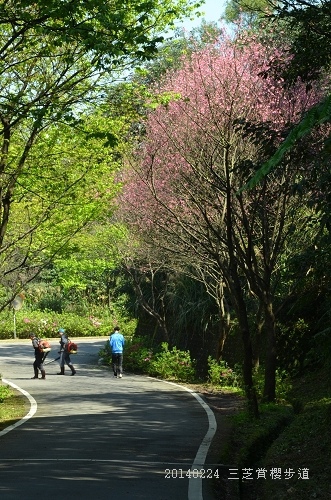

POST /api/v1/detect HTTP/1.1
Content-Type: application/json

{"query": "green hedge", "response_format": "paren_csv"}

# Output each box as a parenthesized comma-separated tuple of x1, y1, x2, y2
(99, 338, 197, 383)
(0, 310, 137, 339)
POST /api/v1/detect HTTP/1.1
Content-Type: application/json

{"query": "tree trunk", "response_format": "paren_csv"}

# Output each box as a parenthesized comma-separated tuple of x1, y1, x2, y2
(253, 302, 264, 370)
(228, 270, 259, 418)
(225, 156, 259, 418)
(263, 298, 277, 402)
(236, 297, 260, 418)
(216, 283, 231, 360)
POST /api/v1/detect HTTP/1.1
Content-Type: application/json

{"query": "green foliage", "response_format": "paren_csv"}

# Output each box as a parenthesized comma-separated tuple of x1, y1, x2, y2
(242, 94, 331, 191)
(0, 0, 200, 68)
(230, 403, 294, 467)
(0, 384, 11, 403)
(148, 342, 196, 382)
(0, 111, 122, 311)
(20, 223, 135, 322)
(270, 0, 331, 84)
(252, 367, 292, 402)
(124, 338, 153, 372)
(0, 309, 115, 339)
(224, 0, 269, 25)
(99, 339, 196, 382)
(100, 336, 153, 372)
(207, 356, 240, 388)
(0, 0, 202, 307)
(260, 366, 331, 499)
(262, 402, 331, 498)
(277, 319, 312, 376)
(203, 357, 290, 398)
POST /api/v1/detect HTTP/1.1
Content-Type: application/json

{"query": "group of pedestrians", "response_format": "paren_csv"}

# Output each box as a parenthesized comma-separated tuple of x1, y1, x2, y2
(29, 327, 76, 380)
(29, 326, 125, 380)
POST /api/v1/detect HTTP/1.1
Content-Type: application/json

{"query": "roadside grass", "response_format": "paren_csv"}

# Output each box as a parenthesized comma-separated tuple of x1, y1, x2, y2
(220, 365, 331, 499)
(0, 381, 28, 433)
(260, 365, 331, 500)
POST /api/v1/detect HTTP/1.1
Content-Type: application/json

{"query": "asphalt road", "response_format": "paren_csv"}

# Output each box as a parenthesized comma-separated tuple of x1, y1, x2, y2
(0, 338, 218, 500)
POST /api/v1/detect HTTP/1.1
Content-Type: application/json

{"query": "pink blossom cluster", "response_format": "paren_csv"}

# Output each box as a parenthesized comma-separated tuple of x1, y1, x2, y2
(89, 315, 101, 327)
(120, 30, 326, 239)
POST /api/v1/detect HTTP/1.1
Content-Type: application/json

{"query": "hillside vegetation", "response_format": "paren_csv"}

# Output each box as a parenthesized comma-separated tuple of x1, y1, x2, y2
(216, 364, 331, 499)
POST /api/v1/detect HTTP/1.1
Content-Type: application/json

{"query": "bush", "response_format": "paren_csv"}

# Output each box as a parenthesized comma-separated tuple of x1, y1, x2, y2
(0, 384, 11, 403)
(124, 338, 153, 373)
(252, 366, 291, 401)
(0, 310, 137, 339)
(208, 356, 240, 388)
(149, 343, 196, 382)
(99, 336, 153, 373)
(99, 339, 196, 383)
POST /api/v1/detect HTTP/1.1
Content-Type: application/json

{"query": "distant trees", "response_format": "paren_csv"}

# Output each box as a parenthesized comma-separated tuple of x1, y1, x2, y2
(265, 0, 331, 84)
(224, 0, 269, 24)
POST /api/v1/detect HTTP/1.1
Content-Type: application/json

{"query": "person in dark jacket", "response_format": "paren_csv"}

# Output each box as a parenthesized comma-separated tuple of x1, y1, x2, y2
(57, 328, 76, 376)
(29, 333, 46, 380)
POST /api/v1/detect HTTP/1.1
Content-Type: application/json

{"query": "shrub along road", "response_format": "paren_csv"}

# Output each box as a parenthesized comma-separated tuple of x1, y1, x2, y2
(0, 339, 218, 500)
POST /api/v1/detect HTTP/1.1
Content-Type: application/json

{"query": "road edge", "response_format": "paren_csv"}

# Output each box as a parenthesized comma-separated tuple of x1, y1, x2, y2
(148, 377, 217, 500)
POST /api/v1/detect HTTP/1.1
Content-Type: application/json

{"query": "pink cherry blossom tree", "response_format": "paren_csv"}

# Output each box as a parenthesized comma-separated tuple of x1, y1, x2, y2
(120, 29, 327, 410)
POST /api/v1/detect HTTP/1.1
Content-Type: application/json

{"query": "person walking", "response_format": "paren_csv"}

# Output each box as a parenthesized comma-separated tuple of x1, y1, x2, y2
(109, 326, 125, 378)
(57, 328, 76, 376)
(29, 333, 46, 380)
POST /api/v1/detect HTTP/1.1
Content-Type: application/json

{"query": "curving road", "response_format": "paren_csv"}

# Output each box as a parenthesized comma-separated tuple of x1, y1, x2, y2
(0, 338, 218, 500)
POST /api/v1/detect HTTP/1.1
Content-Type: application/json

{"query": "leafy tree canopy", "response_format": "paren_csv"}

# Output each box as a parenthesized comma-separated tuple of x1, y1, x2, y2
(0, 0, 202, 67)
(240, 0, 331, 189)
(223, 0, 269, 25)
(223, 0, 331, 84)
(0, 110, 123, 308)
(137, 20, 223, 84)
(266, 0, 331, 84)
(0, 0, 203, 130)
(0, 0, 203, 305)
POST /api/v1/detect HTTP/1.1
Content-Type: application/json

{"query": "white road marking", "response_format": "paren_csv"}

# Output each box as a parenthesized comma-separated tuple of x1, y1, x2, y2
(149, 378, 217, 500)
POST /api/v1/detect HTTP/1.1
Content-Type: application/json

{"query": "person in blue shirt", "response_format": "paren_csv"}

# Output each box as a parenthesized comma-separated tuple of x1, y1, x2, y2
(109, 326, 125, 378)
